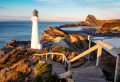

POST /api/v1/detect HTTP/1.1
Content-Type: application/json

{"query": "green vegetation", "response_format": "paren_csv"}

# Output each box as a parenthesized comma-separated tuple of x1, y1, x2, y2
(102, 22, 120, 28)
(0, 49, 35, 70)
(50, 46, 78, 62)
(33, 63, 59, 82)
(58, 24, 77, 28)
(96, 22, 120, 33)
(36, 47, 49, 54)
(0, 59, 31, 82)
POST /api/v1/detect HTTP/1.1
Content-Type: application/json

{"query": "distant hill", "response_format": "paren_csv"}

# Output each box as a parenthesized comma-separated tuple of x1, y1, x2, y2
(58, 14, 120, 28)
(83, 15, 120, 26)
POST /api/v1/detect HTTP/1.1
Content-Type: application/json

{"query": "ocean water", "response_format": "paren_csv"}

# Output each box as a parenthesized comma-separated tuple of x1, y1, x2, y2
(0, 21, 77, 48)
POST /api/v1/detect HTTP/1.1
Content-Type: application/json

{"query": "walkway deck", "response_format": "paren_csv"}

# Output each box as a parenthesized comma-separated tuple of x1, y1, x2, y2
(51, 61, 66, 74)
(72, 66, 107, 82)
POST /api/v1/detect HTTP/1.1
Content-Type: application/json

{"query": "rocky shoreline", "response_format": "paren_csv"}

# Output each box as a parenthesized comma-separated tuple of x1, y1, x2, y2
(58, 14, 120, 37)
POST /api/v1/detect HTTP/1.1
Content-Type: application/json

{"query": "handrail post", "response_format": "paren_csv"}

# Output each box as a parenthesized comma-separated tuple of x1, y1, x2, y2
(68, 62, 71, 70)
(42, 55, 43, 59)
(46, 54, 47, 60)
(96, 44, 102, 66)
(52, 54, 53, 60)
(33, 55, 35, 58)
(65, 58, 66, 67)
(88, 35, 91, 61)
(62, 55, 65, 63)
(114, 54, 120, 82)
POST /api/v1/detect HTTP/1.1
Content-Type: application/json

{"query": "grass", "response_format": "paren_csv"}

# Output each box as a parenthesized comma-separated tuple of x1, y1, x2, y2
(0, 59, 32, 82)
(0, 49, 35, 70)
(33, 63, 59, 82)
(50, 46, 78, 62)
(35, 47, 49, 54)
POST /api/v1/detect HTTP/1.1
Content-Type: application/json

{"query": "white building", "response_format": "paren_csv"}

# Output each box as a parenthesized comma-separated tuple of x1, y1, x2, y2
(31, 9, 42, 49)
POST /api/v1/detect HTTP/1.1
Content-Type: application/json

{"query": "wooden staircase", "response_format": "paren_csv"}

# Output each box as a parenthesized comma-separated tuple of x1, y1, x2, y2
(51, 61, 66, 74)
(33, 40, 120, 82)
(72, 66, 107, 82)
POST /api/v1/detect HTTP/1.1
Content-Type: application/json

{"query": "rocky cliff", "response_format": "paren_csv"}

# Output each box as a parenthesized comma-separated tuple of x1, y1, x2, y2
(83, 14, 120, 26)
(59, 14, 120, 27)
(40, 27, 89, 53)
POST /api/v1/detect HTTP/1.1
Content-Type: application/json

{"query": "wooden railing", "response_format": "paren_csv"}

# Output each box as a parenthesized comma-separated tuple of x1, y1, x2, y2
(98, 40, 120, 82)
(33, 52, 71, 70)
(68, 44, 100, 63)
(68, 39, 120, 82)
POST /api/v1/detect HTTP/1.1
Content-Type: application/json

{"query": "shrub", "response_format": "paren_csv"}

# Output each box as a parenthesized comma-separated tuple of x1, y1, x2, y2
(35, 63, 52, 76)
(0, 60, 31, 82)
(33, 63, 59, 82)
(102, 22, 120, 29)
(36, 48, 49, 54)
(50, 46, 78, 61)
(0, 49, 35, 69)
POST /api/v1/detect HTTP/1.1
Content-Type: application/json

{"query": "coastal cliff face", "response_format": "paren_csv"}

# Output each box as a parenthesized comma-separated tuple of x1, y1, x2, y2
(84, 15, 120, 26)
(40, 27, 67, 43)
(58, 14, 120, 28)
(65, 34, 88, 53)
(85, 15, 97, 26)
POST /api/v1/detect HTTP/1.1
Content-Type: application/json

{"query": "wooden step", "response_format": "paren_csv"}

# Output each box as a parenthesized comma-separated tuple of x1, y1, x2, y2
(51, 61, 66, 74)
(72, 66, 107, 82)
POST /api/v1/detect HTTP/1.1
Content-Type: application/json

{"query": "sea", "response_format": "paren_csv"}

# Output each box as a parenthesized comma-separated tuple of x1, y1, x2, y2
(0, 21, 120, 56)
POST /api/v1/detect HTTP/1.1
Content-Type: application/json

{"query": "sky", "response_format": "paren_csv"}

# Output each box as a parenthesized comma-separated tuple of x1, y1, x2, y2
(0, 0, 120, 22)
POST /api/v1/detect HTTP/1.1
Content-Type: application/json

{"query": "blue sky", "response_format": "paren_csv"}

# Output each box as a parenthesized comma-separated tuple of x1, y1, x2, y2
(0, 0, 120, 22)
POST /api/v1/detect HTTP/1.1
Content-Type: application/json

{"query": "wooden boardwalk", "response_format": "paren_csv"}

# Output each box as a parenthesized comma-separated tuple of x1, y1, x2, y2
(50, 61, 66, 74)
(72, 66, 107, 82)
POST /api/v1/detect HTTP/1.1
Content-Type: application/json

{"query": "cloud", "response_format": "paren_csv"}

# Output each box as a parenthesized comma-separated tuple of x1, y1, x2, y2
(68, 0, 120, 10)
(39, 17, 81, 22)
(92, 2, 120, 9)
(0, 16, 30, 21)
(0, 16, 81, 22)
(35, 0, 64, 3)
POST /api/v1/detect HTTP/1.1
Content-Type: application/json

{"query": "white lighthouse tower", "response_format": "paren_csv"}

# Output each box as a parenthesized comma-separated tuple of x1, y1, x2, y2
(31, 9, 42, 49)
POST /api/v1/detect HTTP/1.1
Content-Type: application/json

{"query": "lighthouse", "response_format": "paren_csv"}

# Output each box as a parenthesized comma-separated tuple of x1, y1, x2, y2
(31, 9, 42, 49)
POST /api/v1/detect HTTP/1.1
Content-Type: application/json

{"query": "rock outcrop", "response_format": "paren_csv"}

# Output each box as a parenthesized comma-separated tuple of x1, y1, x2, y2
(65, 34, 88, 53)
(84, 14, 120, 26)
(85, 15, 97, 26)
(41, 27, 67, 43)
(59, 14, 120, 27)
(41, 27, 89, 53)
(102, 22, 120, 28)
